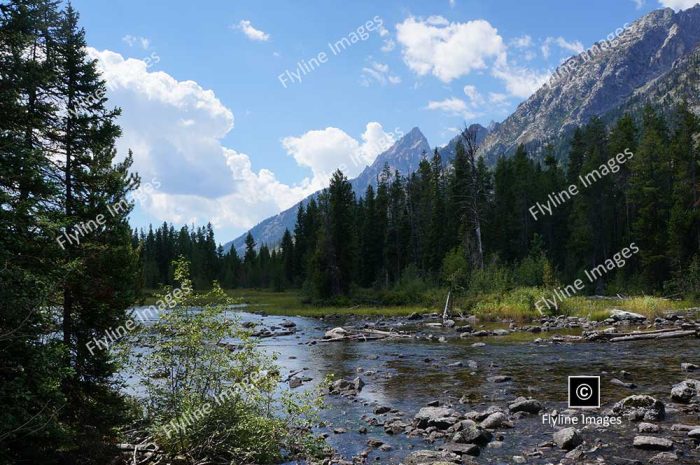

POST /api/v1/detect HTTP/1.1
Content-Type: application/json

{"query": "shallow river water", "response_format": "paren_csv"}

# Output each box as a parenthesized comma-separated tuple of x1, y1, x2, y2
(124, 308, 700, 464)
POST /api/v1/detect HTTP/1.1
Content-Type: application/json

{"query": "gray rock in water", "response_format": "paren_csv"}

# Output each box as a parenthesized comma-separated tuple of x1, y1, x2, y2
(373, 405, 391, 414)
(407, 312, 423, 321)
(649, 452, 679, 463)
(440, 442, 480, 457)
(329, 376, 365, 396)
(611, 378, 636, 389)
(480, 412, 512, 429)
(637, 422, 660, 433)
(553, 427, 582, 450)
(612, 395, 665, 421)
(452, 421, 492, 445)
(508, 397, 543, 414)
(414, 406, 458, 429)
(688, 428, 700, 439)
(403, 449, 461, 464)
(670, 379, 700, 403)
(681, 363, 698, 371)
(288, 377, 303, 389)
(632, 436, 673, 450)
(366, 438, 383, 448)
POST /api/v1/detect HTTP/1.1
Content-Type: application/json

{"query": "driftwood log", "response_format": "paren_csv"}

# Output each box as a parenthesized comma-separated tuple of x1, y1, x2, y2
(609, 329, 697, 342)
(583, 325, 698, 343)
(318, 328, 412, 343)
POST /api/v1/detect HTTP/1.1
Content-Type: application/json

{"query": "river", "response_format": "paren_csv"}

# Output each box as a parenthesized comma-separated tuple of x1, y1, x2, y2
(122, 307, 700, 464)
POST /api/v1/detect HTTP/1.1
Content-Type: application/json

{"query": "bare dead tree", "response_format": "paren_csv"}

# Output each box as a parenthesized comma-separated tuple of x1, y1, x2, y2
(460, 124, 484, 270)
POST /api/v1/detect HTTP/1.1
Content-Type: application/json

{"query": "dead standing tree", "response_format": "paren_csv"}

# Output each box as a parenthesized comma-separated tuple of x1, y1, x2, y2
(460, 125, 485, 271)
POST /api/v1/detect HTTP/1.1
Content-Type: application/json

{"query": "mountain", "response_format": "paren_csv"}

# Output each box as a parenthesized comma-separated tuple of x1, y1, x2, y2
(223, 127, 432, 254)
(351, 127, 431, 194)
(225, 5, 700, 254)
(479, 5, 700, 163)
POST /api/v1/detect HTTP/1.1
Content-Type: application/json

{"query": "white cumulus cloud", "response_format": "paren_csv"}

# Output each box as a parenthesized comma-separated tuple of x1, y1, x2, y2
(658, 0, 699, 9)
(282, 123, 396, 187)
(360, 61, 401, 86)
(234, 20, 270, 42)
(426, 97, 475, 119)
(396, 16, 506, 82)
(491, 64, 550, 98)
(88, 48, 390, 237)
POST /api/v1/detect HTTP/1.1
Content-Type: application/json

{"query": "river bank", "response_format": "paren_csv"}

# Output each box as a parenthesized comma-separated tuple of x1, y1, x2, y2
(136, 288, 697, 322)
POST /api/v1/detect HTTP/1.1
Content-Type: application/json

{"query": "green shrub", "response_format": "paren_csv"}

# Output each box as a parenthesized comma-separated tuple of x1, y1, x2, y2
(136, 258, 322, 464)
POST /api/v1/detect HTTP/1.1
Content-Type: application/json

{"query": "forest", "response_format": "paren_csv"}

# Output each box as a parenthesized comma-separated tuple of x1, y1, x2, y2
(139, 106, 700, 302)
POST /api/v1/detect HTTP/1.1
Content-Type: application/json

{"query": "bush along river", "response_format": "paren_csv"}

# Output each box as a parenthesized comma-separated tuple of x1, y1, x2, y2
(123, 307, 700, 465)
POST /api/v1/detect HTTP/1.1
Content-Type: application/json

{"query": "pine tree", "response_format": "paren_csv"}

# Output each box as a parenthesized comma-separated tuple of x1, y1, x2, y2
(52, 3, 140, 442)
(629, 106, 672, 289)
(0, 1, 65, 461)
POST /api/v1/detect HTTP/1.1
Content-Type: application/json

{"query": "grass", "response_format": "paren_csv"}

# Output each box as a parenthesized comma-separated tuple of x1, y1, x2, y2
(223, 289, 428, 317)
(137, 287, 697, 321)
(459, 287, 696, 322)
(560, 295, 695, 320)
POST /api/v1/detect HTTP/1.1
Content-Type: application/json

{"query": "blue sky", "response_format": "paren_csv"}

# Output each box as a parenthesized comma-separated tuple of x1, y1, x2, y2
(70, 0, 696, 242)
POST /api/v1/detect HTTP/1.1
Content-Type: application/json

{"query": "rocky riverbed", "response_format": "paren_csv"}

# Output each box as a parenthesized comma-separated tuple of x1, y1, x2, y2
(122, 307, 700, 464)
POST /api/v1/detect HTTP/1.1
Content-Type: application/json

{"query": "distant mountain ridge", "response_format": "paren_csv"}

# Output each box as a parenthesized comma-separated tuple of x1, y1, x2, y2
(224, 5, 700, 254)
(478, 5, 700, 162)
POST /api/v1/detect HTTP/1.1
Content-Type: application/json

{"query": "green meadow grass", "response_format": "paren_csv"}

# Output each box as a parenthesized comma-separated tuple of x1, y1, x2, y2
(138, 287, 697, 321)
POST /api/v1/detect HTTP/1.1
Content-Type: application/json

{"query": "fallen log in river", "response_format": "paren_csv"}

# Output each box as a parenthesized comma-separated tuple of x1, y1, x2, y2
(582, 325, 698, 343)
(609, 329, 697, 342)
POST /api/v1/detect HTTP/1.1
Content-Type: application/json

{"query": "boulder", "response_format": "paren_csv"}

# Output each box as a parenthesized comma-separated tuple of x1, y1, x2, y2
(612, 395, 665, 421)
(451, 421, 492, 445)
(508, 397, 543, 414)
(649, 452, 679, 463)
(681, 363, 698, 372)
(632, 436, 673, 450)
(637, 422, 660, 433)
(688, 428, 700, 439)
(374, 405, 391, 414)
(480, 412, 512, 429)
(553, 427, 583, 450)
(414, 406, 458, 430)
(440, 442, 480, 457)
(288, 377, 303, 389)
(670, 379, 700, 403)
(329, 377, 365, 396)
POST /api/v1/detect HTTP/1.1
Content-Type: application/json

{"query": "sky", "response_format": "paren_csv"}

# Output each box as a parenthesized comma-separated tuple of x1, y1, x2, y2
(70, 0, 700, 243)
